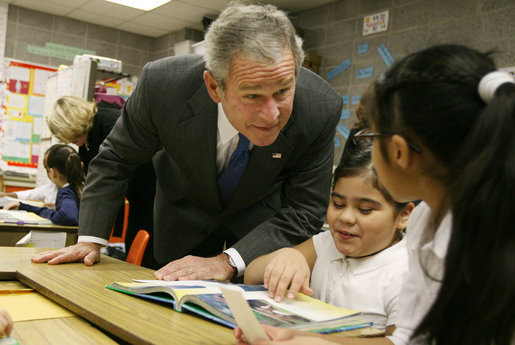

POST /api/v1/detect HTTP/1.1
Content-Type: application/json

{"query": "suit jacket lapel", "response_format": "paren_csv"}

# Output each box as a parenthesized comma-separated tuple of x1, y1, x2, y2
(173, 84, 297, 212)
(224, 118, 295, 213)
(172, 84, 220, 206)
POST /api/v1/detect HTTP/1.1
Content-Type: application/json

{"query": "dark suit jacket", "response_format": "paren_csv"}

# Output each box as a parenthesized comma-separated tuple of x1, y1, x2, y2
(79, 106, 120, 174)
(78, 105, 157, 265)
(80, 54, 342, 265)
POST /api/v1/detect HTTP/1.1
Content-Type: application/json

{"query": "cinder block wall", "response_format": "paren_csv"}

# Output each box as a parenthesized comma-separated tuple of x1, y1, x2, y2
(4, 1, 514, 161)
(5, 5, 203, 77)
(291, 0, 514, 160)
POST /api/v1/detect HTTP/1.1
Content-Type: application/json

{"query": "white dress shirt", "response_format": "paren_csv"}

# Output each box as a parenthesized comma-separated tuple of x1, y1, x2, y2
(16, 182, 58, 204)
(387, 202, 452, 345)
(311, 230, 409, 330)
(80, 103, 249, 276)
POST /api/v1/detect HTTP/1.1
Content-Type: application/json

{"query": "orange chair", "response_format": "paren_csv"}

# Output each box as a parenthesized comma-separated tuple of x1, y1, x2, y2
(126, 229, 150, 266)
(109, 199, 130, 244)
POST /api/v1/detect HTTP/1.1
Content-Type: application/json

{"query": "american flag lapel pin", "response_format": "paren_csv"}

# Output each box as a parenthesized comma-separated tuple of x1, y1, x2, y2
(272, 153, 282, 159)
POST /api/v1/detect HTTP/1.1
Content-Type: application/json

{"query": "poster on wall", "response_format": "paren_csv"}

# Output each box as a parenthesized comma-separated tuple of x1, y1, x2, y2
(1, 59, 57, 173)
(363, 10, 389, 36)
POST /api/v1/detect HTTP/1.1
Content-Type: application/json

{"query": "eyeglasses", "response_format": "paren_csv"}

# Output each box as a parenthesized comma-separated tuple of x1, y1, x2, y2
(353, 128, 422, 153)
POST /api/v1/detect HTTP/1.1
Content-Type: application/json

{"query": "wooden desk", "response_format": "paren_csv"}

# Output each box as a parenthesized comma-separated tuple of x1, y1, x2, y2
(1, 247, 235, 345)
(1, 248, 367, 344)
(1, 281, 117, 344)
(0, 223, 78, 247)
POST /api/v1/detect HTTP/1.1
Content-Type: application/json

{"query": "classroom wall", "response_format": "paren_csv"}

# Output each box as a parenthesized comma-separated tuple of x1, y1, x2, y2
(3, 1, 514, 162)
(291, 0, 515, 160)
(4, 5, 203, 78)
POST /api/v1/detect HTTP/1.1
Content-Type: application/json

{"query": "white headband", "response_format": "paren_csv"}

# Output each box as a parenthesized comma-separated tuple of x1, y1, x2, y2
(478, 71, 515, 103)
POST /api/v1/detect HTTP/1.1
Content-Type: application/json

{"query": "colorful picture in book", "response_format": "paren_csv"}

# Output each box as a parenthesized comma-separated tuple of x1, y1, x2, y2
(1, 59, 56, 169)
(248, 299, 311, 326)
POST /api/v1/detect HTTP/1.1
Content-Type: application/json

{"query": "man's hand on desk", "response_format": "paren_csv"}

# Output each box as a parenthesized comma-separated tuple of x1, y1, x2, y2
(31, 242, 102, 266)
(154, 254, 235, 281)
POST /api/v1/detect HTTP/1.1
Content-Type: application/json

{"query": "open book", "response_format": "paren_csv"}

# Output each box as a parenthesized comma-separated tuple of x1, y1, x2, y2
(0, 196, 44, 208)
(0, 209, 52, 225)
(106, 280, 371, 333)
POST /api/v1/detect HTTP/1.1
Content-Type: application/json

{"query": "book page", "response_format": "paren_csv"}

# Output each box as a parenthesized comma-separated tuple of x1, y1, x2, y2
(15, 231, 66, 248)
(107, 280, 368, 333)
(133, 279, 245, 290)
(221, 287, 269, 343)
(245, 291, 359, 322)
(0, 210, 52, 225)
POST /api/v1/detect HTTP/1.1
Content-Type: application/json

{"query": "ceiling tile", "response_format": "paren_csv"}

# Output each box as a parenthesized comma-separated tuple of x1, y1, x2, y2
(116, 21, 169, 38)
(11, 0, 73, 16)
(67, 8, 124, 27)
(153, 1, 213, 22)
(131, 12, 196, 31)
(79, 0, 144, 20)
(175, 0, 230, 12)
(40, 0, 88, 8)
(8, 0, 338, 38)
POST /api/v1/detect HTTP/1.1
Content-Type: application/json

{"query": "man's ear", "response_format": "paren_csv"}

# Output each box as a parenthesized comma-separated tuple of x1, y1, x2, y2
(203, 70, 222, 103)
(390, 134, 414, 170)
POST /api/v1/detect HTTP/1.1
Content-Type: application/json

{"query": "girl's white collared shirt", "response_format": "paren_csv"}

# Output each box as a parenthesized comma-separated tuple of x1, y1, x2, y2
(311, 229, 409, 330)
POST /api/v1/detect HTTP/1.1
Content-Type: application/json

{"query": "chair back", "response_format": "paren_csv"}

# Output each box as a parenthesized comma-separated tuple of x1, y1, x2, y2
(109, 199, 129, 244)
(126, 229, 150, 266)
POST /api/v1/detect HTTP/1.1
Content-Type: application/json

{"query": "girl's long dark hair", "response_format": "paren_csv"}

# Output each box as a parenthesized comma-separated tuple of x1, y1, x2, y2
(46, 144, 85, 200)
(334, 139, 407, 215)
(370, 44, 514, 345)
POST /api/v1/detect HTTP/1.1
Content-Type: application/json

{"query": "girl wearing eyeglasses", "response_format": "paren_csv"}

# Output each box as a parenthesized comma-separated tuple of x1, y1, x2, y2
(236, 44, 514, 345)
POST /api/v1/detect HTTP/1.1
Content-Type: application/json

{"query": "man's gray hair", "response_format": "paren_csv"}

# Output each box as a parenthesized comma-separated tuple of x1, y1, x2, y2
(204, 2, 304, 90)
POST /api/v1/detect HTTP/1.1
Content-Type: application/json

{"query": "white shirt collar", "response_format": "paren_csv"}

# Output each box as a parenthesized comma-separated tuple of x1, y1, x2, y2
(421, 208, 452, 260)
(328, 235, 407, 275)
(217, 103, 239, 145)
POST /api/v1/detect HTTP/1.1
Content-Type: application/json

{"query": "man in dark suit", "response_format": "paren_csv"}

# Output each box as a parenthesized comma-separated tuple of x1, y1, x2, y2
(32, 3, 342, 281)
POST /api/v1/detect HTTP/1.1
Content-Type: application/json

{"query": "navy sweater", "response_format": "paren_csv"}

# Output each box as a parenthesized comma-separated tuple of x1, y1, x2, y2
(19, 185, 79, 226)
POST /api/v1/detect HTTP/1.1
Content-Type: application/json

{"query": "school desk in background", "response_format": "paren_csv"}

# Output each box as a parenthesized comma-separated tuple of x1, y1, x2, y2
(0, 210, 77, 247)
(0, 209, 51, 225)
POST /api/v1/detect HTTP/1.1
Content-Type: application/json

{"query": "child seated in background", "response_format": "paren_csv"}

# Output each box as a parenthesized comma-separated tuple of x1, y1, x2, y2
(244, 141, 414, 334)
(4, 144, 84, 226)
(0, 148, 57, 207)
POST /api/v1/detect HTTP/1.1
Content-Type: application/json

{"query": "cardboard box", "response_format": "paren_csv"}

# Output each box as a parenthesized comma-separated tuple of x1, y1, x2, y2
(303, 52, 321, 74)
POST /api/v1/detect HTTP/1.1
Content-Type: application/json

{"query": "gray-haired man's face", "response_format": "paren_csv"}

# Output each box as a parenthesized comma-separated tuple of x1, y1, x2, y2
(205, 49, 296, 147)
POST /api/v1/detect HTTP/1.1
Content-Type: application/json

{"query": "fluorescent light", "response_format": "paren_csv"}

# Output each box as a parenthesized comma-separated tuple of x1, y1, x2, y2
(104, 0, 171, 11)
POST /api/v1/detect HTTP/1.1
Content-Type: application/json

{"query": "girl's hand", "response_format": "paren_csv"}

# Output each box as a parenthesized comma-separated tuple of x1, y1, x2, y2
(3, 202, 20, 210)
(264, 248, 313, 302)
(0, 309, 13, 336)
(235, 325, 327, 345)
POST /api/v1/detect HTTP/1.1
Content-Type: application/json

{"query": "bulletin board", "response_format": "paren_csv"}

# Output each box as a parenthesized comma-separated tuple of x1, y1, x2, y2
(1, 58, 57, 172)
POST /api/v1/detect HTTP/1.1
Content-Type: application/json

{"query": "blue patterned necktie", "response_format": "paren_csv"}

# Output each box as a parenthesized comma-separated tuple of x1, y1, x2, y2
(218, 133, 250, 206)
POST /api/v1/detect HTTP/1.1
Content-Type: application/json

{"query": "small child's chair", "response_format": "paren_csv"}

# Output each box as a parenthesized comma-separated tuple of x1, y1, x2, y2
(125, 229, 150, 266)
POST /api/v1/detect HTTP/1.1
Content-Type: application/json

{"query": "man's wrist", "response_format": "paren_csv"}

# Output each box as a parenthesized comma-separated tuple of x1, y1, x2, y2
(224, 253, 237, 279)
